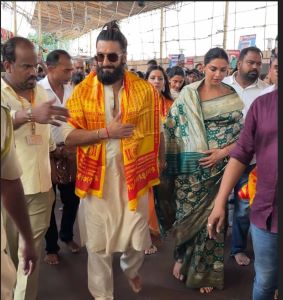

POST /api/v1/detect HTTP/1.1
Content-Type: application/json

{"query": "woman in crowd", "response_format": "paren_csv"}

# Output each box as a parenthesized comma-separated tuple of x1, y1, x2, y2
(145, 65, 174, 121)
(162, 48, 244, 293)
(167, 66, 185, 100)
(144, 65, 174, 255)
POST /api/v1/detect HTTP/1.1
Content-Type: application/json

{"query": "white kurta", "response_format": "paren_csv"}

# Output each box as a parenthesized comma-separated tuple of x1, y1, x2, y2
(76, 85, 151, 254)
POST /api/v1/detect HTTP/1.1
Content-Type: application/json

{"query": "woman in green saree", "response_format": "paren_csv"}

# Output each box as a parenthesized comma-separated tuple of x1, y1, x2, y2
(163, 48, 244, 293)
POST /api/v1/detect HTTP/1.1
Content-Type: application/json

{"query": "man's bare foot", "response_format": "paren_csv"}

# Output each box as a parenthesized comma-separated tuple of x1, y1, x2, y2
(234, 252, 250, 266)
(65, 240, 80, 253)
(173, 261, 184, 281)
(128, 275, 142, 293)
(200, 287, 214, 294)
(145, 244, 157, 255)
(44, 253, 59, 265)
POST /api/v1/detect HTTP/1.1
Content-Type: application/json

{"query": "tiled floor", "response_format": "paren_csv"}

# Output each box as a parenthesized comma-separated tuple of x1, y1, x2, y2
(38, 200, 254, 300)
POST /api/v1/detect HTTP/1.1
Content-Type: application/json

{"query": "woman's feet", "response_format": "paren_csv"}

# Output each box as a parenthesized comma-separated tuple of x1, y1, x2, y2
(173, 261, 214, 294)
(200, 287, 214, 294)
(173, 260, 184, 281)
(145, 244, 157, 255)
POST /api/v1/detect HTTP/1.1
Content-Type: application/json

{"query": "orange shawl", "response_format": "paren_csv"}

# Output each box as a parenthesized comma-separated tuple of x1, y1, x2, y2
(66, 70, 161, 210)
(238, 167, 257, 206)
(160, 95, 173, 121)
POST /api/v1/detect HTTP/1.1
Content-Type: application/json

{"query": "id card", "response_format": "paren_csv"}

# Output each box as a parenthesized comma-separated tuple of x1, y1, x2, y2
(26, 135, 43, 145)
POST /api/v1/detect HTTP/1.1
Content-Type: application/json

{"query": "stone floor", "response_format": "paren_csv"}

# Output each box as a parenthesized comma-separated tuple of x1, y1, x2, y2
(38, 199, 254, 300)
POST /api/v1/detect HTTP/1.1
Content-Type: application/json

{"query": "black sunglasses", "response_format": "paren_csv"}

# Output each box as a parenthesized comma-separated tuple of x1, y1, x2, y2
(94, 53, 123, 63)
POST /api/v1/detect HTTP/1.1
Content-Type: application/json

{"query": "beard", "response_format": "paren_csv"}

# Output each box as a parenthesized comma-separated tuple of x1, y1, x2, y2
(244, 70, 259, 82)
(21, 76, 37, 90)
(96, 63, 125, 85)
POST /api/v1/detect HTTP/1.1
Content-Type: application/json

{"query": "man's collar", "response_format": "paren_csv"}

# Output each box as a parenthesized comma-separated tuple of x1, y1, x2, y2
(1, 77, 10, 89)
(38, 75, 52, 89)
(232, 71, 262, 88)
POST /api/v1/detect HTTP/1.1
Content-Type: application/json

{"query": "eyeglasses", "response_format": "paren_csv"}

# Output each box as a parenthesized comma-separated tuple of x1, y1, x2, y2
(94, 52, 123, 63)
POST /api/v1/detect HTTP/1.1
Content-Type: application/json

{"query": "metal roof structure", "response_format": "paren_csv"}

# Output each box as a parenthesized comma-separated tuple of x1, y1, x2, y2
(30, 1, 176, 40)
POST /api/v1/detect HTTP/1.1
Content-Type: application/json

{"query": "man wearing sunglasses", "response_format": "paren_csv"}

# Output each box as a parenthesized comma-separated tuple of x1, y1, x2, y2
(62, 20, 164, 299)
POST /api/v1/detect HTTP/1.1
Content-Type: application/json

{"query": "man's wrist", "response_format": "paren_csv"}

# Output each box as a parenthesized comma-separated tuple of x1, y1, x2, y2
(94, 128, 109, 142)
(26, 107, 35, 122)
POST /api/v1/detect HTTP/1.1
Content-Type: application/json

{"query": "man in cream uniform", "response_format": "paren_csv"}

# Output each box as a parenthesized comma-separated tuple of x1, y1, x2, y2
(1, 99, 37, 300)
(1, 36, 69, 300)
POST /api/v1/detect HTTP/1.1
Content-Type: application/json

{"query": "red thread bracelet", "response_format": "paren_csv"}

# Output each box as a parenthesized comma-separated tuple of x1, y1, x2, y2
(106, 127, 110, 138)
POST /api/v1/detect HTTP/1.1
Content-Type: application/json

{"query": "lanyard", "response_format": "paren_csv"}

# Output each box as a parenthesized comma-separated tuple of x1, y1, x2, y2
(17, 90, 36, 135)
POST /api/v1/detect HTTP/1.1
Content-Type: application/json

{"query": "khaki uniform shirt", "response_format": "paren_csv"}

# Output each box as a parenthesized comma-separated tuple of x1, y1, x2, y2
(1, 78, 56, 195)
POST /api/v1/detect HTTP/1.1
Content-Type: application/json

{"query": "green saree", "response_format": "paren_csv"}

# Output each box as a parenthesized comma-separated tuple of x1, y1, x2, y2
(161, 79, 244, 290)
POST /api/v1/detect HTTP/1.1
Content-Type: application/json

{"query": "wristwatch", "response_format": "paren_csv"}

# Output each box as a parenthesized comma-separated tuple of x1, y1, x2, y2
(26, 107, 34, 122)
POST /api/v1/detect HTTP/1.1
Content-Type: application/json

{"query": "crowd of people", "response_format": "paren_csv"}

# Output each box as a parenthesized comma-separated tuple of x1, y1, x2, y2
(1, 19, 278, 300)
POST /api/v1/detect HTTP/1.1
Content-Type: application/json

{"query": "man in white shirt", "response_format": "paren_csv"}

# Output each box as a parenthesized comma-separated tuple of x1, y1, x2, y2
(38, 50, 80, 265)
(222, 46, 269, 266)
(1, 37, 69, 300)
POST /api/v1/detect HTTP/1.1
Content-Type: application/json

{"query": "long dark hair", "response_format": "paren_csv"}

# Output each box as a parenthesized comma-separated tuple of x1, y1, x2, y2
(96, 20, 127, 53)
(204, 47, 229, 65)
(145, 65, 173, 101)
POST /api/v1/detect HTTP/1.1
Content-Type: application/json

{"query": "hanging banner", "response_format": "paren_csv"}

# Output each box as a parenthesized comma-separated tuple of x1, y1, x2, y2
(226, 50, 240, 69)
(238, 34, 256, 51)
(168, 54, 185, 68)
(1, 28, 14, 42)
(185, 57, 194, 68)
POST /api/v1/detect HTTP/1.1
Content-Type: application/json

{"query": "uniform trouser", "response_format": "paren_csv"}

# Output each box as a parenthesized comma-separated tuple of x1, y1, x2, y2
(1, 249, 17, 300)
(87, 247, 144, 300)
(3, 189, 54, 300)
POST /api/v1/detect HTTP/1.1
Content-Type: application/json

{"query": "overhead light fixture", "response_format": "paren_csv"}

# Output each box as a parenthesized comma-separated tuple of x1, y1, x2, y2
(138, 0, 145, 7)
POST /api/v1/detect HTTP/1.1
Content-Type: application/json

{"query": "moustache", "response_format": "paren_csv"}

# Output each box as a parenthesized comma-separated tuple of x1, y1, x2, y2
(102, 66, 115, 70)
(248, 71, 258, 75)
(26, 76, 37, 81)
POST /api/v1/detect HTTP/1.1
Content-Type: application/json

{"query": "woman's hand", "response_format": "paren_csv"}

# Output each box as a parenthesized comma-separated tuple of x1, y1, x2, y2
(199, 148, 227, 168)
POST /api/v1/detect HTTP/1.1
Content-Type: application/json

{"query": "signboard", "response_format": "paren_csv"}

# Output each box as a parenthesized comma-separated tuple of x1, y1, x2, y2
(238, 34, 256, 51)
(168, 54, 185, 68)
(185, 57, 194, 68)
(226, 50, 240, 69)
(1, 28, 14, 43)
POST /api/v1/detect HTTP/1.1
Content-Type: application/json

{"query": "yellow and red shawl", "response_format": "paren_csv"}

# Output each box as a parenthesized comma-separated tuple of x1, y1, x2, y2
(66, 70, 161, 210)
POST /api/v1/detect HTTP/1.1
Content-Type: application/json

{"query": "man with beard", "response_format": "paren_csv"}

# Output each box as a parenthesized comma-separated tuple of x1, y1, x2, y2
(222, 46, 268, 267)
(1, 37, 69, 300)
(38, 50, 80, 265)
(73, 58, 86, 77)
(62, 21, 164, 300)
